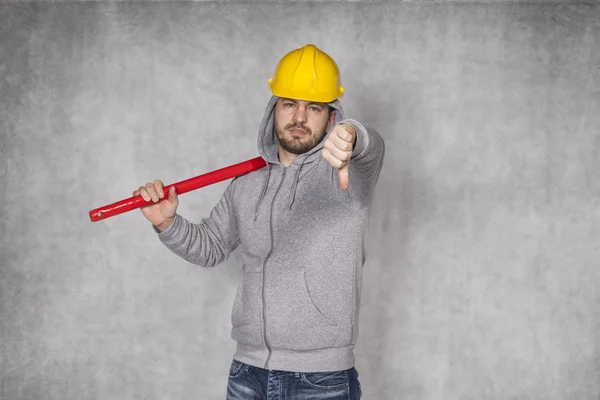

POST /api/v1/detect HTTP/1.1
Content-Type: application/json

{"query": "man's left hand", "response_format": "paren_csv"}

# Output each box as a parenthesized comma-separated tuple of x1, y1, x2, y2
(322, 123, 356, 191)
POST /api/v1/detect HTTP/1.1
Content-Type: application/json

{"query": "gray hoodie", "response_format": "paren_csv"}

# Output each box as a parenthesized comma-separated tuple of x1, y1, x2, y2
(156, 95, 385, 372)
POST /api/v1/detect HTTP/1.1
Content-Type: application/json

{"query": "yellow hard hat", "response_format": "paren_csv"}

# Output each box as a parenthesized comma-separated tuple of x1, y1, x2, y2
(268, 44, 344, 103)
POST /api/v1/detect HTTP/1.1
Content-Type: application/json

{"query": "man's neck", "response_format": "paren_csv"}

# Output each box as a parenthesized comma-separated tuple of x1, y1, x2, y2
(278, 147, 297, 167)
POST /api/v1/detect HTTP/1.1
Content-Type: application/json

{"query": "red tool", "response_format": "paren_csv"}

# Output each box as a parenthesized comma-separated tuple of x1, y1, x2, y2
(89, 156, 267, 222)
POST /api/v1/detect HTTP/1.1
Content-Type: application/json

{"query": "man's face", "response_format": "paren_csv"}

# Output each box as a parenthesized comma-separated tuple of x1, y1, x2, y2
(274, 98, 336, 155)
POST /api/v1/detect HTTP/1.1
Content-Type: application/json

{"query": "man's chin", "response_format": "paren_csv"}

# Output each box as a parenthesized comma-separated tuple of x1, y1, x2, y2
(281, 142, 313, 155)
(285, 148, 307, 155)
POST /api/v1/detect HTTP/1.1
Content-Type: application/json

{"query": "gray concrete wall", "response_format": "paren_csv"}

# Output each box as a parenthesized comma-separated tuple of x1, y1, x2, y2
(1, 1, 599, 399)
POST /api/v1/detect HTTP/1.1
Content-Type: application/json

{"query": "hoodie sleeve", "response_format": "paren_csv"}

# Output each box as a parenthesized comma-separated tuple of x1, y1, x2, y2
(152, 178, 240, 268)
(332, 118, 385, 209)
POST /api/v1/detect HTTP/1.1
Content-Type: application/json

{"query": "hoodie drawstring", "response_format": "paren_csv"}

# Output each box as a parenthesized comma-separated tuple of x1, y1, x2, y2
(253, 156, 307, 221)
(253, 163, 271, 221)
(286, 156, 307, 210)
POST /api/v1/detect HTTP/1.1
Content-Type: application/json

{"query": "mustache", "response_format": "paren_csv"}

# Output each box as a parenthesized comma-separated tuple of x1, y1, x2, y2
(285, 123, 312, 134)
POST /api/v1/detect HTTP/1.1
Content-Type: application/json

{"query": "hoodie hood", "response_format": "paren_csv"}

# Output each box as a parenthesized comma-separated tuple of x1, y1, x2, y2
(253, 95, 346, 218)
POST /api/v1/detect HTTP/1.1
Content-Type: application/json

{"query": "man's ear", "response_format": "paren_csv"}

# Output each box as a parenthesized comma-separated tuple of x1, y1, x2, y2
(327, 110, 336, 130)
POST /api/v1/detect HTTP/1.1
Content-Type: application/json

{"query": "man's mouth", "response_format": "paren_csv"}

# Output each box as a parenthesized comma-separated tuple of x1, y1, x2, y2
(288, 128, 308, 135)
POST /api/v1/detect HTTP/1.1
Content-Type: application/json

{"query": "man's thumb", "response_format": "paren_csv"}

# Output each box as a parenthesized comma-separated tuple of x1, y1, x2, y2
(338, 164, 349, 191)
(168, 186, 178, 200)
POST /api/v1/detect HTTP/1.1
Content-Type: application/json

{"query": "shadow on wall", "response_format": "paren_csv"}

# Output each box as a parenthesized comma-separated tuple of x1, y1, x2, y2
(353, 75, 432, 396)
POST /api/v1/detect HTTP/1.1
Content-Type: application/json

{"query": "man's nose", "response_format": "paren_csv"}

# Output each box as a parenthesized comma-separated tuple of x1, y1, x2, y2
(293, 107, 308, 123)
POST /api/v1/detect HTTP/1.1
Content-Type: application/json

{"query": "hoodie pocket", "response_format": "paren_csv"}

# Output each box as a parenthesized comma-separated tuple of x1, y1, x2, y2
(231, 271, 264, 347)
(266, 268, 339, 351)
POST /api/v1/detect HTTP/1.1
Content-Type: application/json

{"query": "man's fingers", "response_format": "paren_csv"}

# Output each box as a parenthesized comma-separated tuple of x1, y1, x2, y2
(154, 180, 164, 198)
(337, 132, 354, 146)
(338, 164, 349, 191)
(135, 182, 174, 204)
(137, 186, 151, 202)
(336, 126, 354, 142)
(323, 144, 351, 190)
(331, 133, 353, 152)
(322, 148, 344, 169)
(323, 148, 349, 191)
(144, 182, 160, 202)
(324, 139, 351, 162)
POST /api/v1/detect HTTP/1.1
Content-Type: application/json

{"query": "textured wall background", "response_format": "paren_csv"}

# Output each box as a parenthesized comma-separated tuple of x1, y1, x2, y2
(1, 1, 599, 399)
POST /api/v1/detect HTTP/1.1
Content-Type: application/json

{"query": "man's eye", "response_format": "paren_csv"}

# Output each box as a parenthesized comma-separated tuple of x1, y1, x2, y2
(309, 107, 321, 112)
(285, 103, 295, 108)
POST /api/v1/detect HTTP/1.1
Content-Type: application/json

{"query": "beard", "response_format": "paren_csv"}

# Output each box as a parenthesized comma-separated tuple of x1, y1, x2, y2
(275, 121, 328, 155)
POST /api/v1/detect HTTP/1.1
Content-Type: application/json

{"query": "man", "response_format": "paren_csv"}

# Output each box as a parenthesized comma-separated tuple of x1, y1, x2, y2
(134, 44, 385, 399)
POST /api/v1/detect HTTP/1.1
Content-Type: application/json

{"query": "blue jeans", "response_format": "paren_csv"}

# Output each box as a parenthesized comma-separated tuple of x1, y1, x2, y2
(226, 359, 362, 399)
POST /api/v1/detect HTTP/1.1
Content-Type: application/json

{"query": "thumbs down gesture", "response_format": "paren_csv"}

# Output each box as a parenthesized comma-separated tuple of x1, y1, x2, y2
(322, 123, 356, 191)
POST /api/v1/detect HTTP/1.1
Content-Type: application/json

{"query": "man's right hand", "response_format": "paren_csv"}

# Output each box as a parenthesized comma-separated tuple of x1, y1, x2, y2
(133, 180, 178, 231)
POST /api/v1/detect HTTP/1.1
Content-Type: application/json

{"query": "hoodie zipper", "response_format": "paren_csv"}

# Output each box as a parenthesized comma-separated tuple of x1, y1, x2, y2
(261, 166, 287, 370)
